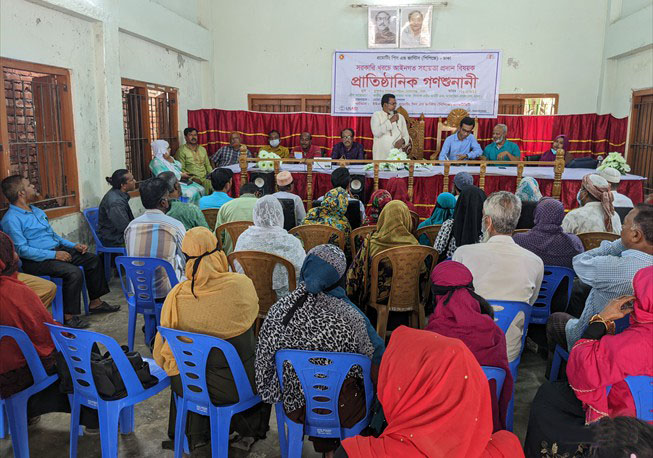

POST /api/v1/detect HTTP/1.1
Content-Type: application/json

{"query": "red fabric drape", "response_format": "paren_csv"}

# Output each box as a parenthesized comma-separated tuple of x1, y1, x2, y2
(188, 109, 628, 160)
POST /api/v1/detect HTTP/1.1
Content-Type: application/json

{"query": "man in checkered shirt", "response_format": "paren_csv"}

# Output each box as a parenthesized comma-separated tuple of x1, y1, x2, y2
(211, 132, 251, 167)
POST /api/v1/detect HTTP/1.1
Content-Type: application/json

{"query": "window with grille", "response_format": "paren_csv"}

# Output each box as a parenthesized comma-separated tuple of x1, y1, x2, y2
(248, 94, 331, 113)
(121, 79, 178, 182)
(0, 58, 79, 218)
(498, 94, 559, 115)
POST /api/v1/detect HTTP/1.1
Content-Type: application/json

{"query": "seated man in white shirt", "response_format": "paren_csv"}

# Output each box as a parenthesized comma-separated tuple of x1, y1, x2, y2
(562, 173, 622, 235)
(273, 171, 306, 224)
(453, 191, 544, 362)
(316, 167, 365, 223)
(599, 166, 634, 208)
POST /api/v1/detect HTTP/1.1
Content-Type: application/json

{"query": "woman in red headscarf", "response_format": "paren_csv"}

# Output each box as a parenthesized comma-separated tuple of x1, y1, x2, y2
(363, 189, 392, 226)
(425, 261, 513, 431)
(384, 177, 416, 212)
(342, 326, 523, 458)
(524, 265, 653, 457)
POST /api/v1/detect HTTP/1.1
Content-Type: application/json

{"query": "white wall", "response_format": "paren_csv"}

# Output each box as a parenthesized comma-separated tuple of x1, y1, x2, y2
(210, 0, 609, 115)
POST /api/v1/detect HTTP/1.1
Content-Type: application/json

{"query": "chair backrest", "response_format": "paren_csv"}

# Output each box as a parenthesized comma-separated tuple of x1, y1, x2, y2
(370, 245, 438, 311)
(45, 324, 148, 400)
(345, 201, 362, 230)
(289, 224, 346, 252)
(415, 224, 442, 246)
(409, 211, 420, 233)
(115, 256, 179, 312)
(216, 221, 253, 251)
(615, 207, 631, 224)
(349, 225, 376, 259)
(481, 366, 506, 399)
(488, 300, 532, 370)
(275, 349, 373, 437)
(82, 208, 102, 246)
(158, 327, 256, 408)
(577, 232, 620, 251)
(201, 208, 219, 231)
(624, 375, 653, 421)
(531, 266, 575, 325)
(0, 325, 51, 387)
(227, 251, 297, 317)
(277, 198, 297, 231)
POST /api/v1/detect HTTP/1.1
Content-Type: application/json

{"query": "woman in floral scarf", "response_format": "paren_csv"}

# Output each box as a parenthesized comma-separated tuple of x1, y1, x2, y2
(363, 189, 392, 226)
(302, 187, 352, 254)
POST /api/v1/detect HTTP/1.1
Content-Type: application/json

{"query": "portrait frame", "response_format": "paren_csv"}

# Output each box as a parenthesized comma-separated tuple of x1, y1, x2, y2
(399, 6, 433, 48)
(368, 7, 399, 49)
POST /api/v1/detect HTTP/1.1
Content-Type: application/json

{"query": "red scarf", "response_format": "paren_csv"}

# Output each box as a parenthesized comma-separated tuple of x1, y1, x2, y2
(385, 177, 416, 212)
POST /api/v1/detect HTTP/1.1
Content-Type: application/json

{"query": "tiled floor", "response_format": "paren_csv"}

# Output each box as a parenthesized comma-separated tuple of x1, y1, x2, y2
(1, 277, 547, 457)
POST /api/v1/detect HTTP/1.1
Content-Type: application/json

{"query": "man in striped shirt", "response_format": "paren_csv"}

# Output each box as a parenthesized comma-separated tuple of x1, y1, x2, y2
(124, 178, 186, 299)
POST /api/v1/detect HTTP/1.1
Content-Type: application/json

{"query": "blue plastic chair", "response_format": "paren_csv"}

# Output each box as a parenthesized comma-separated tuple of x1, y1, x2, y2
(274, 350, 374, 458)
(157, 327, 262, 458)
(549, 344, 570, 382)
(625, 376, 653, 421)
(481, 366, 506, 399)
(83, 208, 127, 283)
(0, 325, 60, 458)
(45, 323, 170, 458)
(0, 399, 7, 439)
(531, 266, 575, 325)
(39, 266, 89, 323)
(115, 256, 179, 351)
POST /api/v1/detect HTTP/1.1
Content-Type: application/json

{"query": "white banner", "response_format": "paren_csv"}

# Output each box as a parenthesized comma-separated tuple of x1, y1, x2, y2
(331, 50, 502, 117)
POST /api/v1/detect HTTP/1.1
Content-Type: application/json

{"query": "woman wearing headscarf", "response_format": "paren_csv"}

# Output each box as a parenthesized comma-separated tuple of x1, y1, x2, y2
(153, 227, 270, 452)
(524, 266, 653, 457)
(385, 177, 416, 212)
(341, 326, 524, 458)
(346, 200, 420, 307)
(149, 139, 204, 205)
(425, 261, 513, 432)
(0, 232, 99, 430)
(562, 173, 621, 235)
(256, 244, 374, 456)
(417, 192, 456, 246)
(432, 185, 487, 259)
(234, 195, 306, 298)
(539, 134, 571, 165)
(363, 189, 392, 226)
(303, 187, 352, 254)
(514, 177, 542, 230)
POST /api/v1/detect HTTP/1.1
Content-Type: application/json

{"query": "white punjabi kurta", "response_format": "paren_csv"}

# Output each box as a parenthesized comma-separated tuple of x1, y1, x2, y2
(371, 110, 410, 160)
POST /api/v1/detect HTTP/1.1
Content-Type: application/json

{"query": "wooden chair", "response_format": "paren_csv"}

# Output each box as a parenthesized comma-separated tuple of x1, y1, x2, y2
(289, 224, 346, 252)
(409, 211, 420, 233)
(227, 251, 296, 333)
(415, 224, 442, 246)
(578, 232, 621, 251)
(201, 208, 219, 231)
(435, 109, 479, 157)
(397, 106, 426, 160)
(512, 229, 530, 235)
(350, 225, 376, 259)
(216, 221, 253, 251)
(369, 245, 439, 340)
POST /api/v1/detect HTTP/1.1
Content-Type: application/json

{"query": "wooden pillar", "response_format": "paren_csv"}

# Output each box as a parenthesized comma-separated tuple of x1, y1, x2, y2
(306, 160, 314, 209)
(552, 150, 566, 201)
(516, 162, 524, 188)
(239, 152, 248, 188)
(479, 163, 487, 191)
(373, 162, 380, 191)
(407, 162, 415, 201)
(273, 159, 280, 192)
(443, 162, 450, 193)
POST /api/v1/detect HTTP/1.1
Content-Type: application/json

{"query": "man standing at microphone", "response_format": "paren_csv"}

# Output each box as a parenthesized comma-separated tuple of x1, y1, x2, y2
(371, 93, 410, 161)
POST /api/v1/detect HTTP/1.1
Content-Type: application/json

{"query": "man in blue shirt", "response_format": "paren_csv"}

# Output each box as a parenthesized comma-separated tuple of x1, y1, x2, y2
(1, 175, 119, 328)
(199, 168, 234, 210)
(482, 124, 521, 162)
(438, 116, 483, 161)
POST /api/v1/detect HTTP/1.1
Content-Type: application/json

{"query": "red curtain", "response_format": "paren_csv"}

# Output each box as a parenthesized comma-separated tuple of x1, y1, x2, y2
(188, 109, 628, 160)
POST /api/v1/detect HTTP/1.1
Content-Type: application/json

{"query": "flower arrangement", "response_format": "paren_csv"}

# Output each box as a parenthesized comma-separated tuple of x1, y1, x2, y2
(257, 151, 282, 171)
(597, 152, 630, 175)
(363, 149, 433, 172)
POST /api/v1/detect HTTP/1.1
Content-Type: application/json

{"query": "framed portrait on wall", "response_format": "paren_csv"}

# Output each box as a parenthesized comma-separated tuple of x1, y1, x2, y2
(399, 6, 432, 48)
(368, 7, 399, 48)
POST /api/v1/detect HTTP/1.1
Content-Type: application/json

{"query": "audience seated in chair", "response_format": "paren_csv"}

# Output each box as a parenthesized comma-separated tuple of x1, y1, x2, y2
(256, 244, 379, 456)
(425, 261, 513, 432)
(97, 169, 135, 247)
(303, 187, 352, 254)
(157, 171, 209, 231)
(362, 189, 391, 226)
(452, 171, 474, 198)
(454, 191, 544, 363)
(291, 131, 322, 159)
(215, 182, 261, 255)
(124, 177, 186, 300)
(153, 227, 270, 453)
(546, 204, 653, 359)
(234, 196, 305, 298)
(175, 128, 213, 195)
(514, 177, 542, 229)
(340, 326, 523, 458)
(150, 139, 205, 205)
(210, 131, 251, 168)
(525, 266, 653, 457)
(562, 174, 622, 235)
(385, 177, 416, 213)
(599, 166, 634, 208)
(433, 185, 486, 259)
(272, 171, 306, 223)
(417, 192, 455, 246)
(0, 231, 99, 429)
(316, 167, 365, 222)
(199, 167, 234, 210)
(1, 175, 118, 329)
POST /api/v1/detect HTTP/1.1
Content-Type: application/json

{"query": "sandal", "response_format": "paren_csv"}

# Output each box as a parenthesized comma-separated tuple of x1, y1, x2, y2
(89, 301, 121, 314)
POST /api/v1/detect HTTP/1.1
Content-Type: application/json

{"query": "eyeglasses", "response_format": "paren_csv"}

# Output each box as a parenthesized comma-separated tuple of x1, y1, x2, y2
(342, 135, 353, 139)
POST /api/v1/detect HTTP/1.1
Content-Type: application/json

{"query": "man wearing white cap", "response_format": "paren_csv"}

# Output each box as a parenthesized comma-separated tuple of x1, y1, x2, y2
(273, 171, 306, 224)
(599, 166, 634, 208)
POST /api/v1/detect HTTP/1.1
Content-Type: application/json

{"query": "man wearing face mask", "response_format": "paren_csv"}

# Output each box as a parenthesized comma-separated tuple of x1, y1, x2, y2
(481, 124, 521, 163)
(124, 177, 187, 299)
(453, 191, 543, 362)
(371, 93, 410, 161)
(259, 130, 290, 159)
(562, 174, 622, 235)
